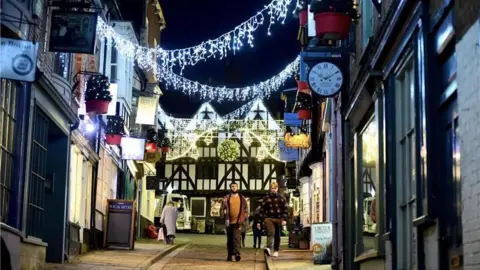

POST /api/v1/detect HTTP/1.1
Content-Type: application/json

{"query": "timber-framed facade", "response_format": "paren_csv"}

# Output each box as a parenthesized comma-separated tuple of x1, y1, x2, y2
(153, 101, 285, 233)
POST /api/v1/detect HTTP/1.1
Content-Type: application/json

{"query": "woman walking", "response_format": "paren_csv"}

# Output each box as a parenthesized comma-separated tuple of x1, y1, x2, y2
(160, 201, 178, 244)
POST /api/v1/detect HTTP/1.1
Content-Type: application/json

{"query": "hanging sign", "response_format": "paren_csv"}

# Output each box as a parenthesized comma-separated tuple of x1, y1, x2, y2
(284, 132, 311, 149)
(311, 223, 333, 264)
(279, 141, 299, 161)
(49, 10, 98, 54)
(135, 96, 158, 125)
(146, 176, 160, 190)
(284, 113, 302, 126)
(121, 138, 146, 160)
(0, 38, 39, 82)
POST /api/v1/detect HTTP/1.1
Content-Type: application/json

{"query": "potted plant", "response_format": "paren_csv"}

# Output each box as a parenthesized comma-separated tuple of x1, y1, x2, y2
(159, 137, 172, 153)
(310, 0, 358, 40)
(296, 0, 309, 27)
(105, 115, 124, 145)
(296, 92, 313, 120)
(85, 74, 112, 114)
(145, 128, 159, 153)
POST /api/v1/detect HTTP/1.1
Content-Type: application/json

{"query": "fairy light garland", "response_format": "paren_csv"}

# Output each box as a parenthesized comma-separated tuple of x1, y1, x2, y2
(96, 0, 293, 73)
(158, 56, 299, 102)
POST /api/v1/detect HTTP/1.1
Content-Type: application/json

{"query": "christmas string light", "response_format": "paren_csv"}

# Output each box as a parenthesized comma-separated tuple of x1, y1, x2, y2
(96, 0, 293, 73)
(222, 99, 258, 119)
(157, 56, 300, 102)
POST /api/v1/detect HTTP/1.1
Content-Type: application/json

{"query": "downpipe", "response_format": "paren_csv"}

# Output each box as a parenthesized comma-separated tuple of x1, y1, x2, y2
(331, 98, 341, 269)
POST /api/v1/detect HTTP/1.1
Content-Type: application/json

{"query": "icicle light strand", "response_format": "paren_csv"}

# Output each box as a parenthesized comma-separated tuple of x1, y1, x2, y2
(157, 56, 300, 102)
(96, 0, 293, 73)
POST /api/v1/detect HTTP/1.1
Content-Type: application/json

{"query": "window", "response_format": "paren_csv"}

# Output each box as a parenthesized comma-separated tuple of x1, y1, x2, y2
(355, 115, 378, 254)
(0, 80, 17, 224)
(248, 164, 262, 179)
(197, 164, 217, 179)
(394, 59, 416, 269)
(110, 44, 118, 82)
(191, 197, 206, 217)
(361, 0, 375, 49)
(53, 52, 71, 79)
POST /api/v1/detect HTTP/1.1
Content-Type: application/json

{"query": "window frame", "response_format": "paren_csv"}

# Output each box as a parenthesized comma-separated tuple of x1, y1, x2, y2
(190, 197, 207, 218)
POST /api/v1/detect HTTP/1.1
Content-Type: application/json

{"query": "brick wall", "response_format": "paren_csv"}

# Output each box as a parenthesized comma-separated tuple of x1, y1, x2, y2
(457, 21, 480, 270)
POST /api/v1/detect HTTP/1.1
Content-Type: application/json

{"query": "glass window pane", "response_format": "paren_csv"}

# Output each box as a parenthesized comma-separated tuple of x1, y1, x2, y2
(360, 116, 378, 252)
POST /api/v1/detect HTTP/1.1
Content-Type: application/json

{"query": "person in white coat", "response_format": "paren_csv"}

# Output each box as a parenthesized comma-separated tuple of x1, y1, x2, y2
(160, 201, 178, 244)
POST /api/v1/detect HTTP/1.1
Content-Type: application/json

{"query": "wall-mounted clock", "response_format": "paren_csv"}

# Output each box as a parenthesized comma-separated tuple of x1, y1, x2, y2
(307, 62, 344, 97)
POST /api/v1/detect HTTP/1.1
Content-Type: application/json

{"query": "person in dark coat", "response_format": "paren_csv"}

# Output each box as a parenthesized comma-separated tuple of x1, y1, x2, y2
(257, 182, 289, 258)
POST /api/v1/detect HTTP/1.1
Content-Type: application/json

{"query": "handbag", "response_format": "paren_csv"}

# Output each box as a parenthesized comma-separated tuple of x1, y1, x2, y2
(157, 228, 164, 241)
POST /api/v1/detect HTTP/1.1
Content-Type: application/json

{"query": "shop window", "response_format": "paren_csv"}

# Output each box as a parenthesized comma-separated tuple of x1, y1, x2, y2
(53, 52, 71, 79)
(394, 59, 416, 269)
(355, 115, 378, 254)
(0, 80, 18, 225)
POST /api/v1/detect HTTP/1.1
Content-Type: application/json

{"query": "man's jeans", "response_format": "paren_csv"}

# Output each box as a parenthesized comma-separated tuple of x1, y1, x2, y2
(226, 223, 242, 256)
(264, 218, 282, 251)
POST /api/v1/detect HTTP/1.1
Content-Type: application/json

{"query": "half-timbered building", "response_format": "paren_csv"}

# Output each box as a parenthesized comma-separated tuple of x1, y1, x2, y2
(153, 100, 285, 233)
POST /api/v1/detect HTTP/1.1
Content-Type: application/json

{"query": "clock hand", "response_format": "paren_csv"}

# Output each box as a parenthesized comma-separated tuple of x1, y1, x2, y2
(325, 71, 340, 79)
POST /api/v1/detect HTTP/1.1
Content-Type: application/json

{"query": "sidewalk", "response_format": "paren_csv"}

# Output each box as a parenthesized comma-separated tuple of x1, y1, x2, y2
(265, 244, 331, 270)
(45, 240, 187, 270)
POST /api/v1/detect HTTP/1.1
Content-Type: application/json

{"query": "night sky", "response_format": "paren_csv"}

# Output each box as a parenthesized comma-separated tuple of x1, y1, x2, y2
(157, 0, 300, 117)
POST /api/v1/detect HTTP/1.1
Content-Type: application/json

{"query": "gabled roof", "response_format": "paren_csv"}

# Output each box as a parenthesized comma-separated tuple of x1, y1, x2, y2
(244, 100, 281, 130)
(157, 104, 175, 130)
(185, 102, 224, 130)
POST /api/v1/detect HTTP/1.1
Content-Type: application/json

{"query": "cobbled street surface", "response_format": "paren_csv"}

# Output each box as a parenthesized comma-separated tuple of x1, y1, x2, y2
(148, 234, 267, 270)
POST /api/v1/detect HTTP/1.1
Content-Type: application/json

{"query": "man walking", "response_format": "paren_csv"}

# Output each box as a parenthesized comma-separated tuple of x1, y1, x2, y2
(221, 182, 249, 262)
(257, 182, 289, 257)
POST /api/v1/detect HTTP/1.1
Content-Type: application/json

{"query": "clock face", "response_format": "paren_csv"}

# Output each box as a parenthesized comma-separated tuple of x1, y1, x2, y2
(307, 62, 343, 97)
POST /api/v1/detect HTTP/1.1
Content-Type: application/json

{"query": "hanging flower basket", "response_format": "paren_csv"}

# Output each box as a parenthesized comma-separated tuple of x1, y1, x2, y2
(86, 100, 110, 114)
(218, 139, 240, 162)
(297, 80, 310, 93)
(106, 134, 122, 145)
(145, 142, 158, 153)
(299, 10, 308, 26)
(84, 74, 112, 114)
(105, 115, 124, 145)
(297, 109, 312, 120)
(159, 137, 172, 153)
(314, 12, 351, 40)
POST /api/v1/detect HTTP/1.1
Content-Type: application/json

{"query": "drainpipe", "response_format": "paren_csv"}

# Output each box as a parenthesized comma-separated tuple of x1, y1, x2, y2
(330, 98, 338, 268)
